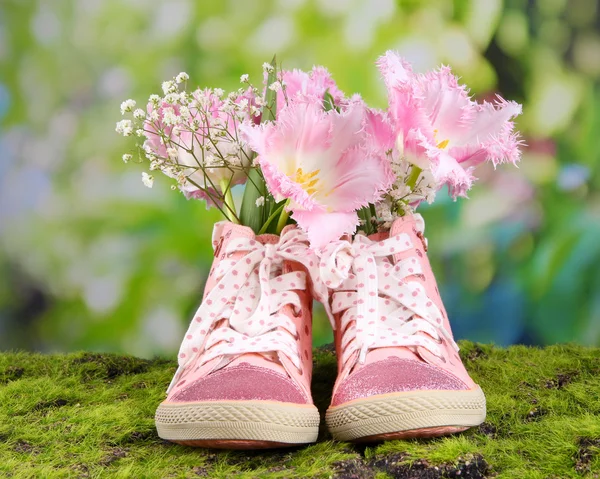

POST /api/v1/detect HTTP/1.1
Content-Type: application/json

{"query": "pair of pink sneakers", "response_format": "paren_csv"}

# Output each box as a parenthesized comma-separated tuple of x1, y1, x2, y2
(155, 214, 486, 448)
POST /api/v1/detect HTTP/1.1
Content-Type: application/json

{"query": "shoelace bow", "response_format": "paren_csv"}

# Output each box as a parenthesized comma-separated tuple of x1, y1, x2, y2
(318, 217, 458, 366)
(168, 228, 326, 393)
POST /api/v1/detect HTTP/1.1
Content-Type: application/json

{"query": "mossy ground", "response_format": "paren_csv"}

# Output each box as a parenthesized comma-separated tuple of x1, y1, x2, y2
(1, 343, 599, 478)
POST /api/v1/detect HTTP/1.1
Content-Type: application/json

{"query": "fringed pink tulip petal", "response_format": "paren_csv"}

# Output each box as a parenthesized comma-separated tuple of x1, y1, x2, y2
(292, 210, 360, 249)
(325, 146, 394, 211)
(277, 66, 346, 112)
(414, 66, 475, 143)
(365, 109, 395, 152)
(376, 51, 413, 89)
(455, 97, 522, 148)
(431, 151, 474, 199)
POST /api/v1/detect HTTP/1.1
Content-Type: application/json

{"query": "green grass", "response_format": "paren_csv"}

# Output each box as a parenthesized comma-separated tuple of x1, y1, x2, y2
(1, 343, 599, 478)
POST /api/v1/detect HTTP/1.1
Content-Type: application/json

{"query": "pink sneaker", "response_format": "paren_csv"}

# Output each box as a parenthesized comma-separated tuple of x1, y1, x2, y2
(320, 214, 486, 442)
(155, 222, 320, 449)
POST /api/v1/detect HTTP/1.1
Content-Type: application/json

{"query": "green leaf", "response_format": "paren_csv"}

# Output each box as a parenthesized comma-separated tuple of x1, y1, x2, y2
(258, 201, 286, 235)
(238, 55, 279, 233)
(357, 206, 373, 236)
(262, 55, 278, 122)
(239, 165, 268, 234)
(323, 90, 339, 112)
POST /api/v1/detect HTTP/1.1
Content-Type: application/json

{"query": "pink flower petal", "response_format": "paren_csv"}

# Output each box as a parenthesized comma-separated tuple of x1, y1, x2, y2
(292, 210, 360, 249)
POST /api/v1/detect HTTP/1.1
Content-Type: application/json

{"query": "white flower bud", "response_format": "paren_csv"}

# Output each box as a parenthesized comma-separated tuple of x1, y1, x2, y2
(175, 72, 189, 84)
(142, 172, 154, 188)
(268, 81, 282, 92)
(115, 119, 133, 136)
(120, 99, 136, 115)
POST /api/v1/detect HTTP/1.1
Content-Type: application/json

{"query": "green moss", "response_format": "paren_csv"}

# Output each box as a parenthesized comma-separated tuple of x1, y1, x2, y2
(1, 343, 599, 478)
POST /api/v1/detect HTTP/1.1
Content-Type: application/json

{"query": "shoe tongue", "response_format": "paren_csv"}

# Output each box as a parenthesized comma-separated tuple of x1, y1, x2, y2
(229, 353, 288, 375)
(364, 345, 421, 365)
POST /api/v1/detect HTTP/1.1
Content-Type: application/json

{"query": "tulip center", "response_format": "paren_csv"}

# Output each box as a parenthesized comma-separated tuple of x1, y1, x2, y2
(433, 129, 450, 149)
(293, 167, 320, 195)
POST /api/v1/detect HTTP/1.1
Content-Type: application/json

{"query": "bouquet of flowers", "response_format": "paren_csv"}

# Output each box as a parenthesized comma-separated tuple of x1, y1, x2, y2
(118, 51, 524, 449)
(116, 52, 522, 249)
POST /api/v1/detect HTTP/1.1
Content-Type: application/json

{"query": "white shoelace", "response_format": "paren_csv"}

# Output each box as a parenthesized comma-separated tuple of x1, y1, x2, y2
(168, 228, 325, 393)
(317, 215, 458, 367)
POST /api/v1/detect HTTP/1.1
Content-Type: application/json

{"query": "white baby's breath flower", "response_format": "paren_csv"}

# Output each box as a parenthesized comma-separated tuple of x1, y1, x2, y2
(135, 129, 144, 137)
(262, 62, 274, 73)
(251, 106, 261, 118)
(133, 108, 146, 120)
(166, 147, 178, 160)
(122, 154, 132, 163)
(162, 80, 177, 95)
(149, 94, 161, 106)
(179, 105, 191, 120)
(213, 88, 224, 97)
(164, 93, 181, 105)
(120, 99, 136, 115)
(115, 119, 133, 136)
(175, 72, 189, 84)
(149, 160, 160, 171)
(240, 74, 249, 83)
(255, 196, 265, 207)
(149, 110, 159, 121)
(142, 172, 154, 188)
(268, 81, 282, 92)
(161, 107, 180, 126)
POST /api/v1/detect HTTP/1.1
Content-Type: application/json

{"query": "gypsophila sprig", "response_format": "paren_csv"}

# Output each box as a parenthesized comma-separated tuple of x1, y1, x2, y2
(117, 71, 267, 223)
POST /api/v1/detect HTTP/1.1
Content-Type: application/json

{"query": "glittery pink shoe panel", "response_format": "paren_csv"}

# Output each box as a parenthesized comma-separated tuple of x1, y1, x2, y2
(331, 357, 467, 406)
(171, 363, 309, 404)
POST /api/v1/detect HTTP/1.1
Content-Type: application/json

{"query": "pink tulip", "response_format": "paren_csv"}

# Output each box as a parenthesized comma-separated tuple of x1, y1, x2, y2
(242, 96, 393, 248)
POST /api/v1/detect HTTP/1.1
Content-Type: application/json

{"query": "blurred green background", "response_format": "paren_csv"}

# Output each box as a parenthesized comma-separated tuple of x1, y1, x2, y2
(0, 0, 599, 357)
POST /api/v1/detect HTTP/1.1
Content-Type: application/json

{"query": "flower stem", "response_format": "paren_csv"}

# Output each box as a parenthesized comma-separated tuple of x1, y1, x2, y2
(275, 199, 291, 234)
(219, 178, 238, 224)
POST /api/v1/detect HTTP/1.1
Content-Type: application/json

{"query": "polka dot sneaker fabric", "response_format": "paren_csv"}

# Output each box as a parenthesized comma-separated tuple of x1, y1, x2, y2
(319, 213, 486, 442)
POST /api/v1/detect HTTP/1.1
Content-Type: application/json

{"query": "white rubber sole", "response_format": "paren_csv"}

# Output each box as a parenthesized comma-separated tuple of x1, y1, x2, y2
(326, 387, 486, 442)
(155, 400, 320, 448)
